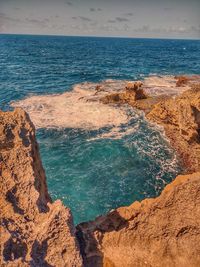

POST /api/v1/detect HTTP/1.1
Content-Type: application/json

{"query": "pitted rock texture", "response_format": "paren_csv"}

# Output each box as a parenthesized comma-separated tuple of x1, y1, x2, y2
(99, 77, 200, 172)
(0, 108, 82, 267)
(77, 172, 200, 267)
(100, 81, 147, 105)
(147, 85, 200, 172)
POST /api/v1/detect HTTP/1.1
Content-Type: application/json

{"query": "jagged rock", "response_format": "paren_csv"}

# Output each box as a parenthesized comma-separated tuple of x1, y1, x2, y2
(77, 172, 200, 267)
(1, 77, 200, 267)
(175, 75, 189, 87)
(100, 81, 147, 105)
(146, 85, 200, 172)
(100, 93, 121, 104)
(0, 108, 83, 267)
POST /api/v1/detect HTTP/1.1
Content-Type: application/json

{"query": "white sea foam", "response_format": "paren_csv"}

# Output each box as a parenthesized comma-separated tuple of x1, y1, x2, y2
(11, 80, 132, 132)
(143, 75, 190, 96)
(11, 75, 191, 138)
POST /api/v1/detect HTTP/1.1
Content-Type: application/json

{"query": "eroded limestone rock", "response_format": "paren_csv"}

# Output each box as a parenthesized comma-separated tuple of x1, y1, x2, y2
(100, 81, 147, 105)
(1, 77, 200, 267)
(0, 108, 82, 267)
(77, 172, 200, 267)
(147, 85, 200, 172)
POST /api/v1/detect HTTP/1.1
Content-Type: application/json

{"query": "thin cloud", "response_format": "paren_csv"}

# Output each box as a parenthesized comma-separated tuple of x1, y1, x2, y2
(124, 12, 134, 16)
(25, 18, 49, 26)
(133, 25, 200, 35)
(108, 20, 116, 24)
(190, 25, 200, 33)
(89, 8, 102, 12)
(134, 25, 150, 32)
(0, 12, 48, 27)
(0, 12, 22, 23)
(79, 16, 92, 22)
(115, 17, 129, 22)
(66, 1, 73, 6)
(72, 16, 93, 23)
(107, 17, 130, 23)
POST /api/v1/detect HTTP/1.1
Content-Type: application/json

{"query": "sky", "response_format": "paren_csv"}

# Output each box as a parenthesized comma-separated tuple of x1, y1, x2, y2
(0, 0, 200, 39)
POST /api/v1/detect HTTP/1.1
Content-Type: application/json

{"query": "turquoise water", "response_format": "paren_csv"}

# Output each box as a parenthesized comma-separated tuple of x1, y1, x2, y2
(0, 34, 200, 224)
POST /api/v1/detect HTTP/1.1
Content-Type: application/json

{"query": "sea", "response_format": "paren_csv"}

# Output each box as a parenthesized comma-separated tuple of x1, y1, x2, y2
(0, 34, 200, 224)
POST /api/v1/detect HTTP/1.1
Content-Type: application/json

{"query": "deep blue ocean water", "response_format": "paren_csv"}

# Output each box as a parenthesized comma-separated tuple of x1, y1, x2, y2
(0, 34, 200, 224)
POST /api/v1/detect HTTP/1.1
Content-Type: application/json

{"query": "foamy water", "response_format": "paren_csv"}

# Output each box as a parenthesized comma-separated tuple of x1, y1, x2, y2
(10, 75, 183, 192)
(11, 80, 132, 131)
(11, 75, 190, 139)
(143, 75, 190, 96)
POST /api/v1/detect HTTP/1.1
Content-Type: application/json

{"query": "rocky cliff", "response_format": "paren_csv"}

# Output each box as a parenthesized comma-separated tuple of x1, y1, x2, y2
(99, 77, 200, 172)
(1, 77, 200, 267)
(76, 78, 200, 267)
(77, 172, 200, 267)
(0, 109, 82, 267)
(146, 84, 200, 172)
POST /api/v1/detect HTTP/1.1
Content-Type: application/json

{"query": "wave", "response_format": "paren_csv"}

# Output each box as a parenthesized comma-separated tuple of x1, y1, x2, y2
(11, 75, 189, 139)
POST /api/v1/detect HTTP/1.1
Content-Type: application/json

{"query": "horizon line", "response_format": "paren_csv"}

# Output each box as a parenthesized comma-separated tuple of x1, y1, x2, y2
(0, 32, 200, 41)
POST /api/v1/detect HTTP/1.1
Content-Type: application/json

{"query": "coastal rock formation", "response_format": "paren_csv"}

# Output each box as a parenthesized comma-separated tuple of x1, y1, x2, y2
(147, 85, 200, 172)
(0, 109, 82, 267)
(175, 75, 189, 87)
(1, 76, 200, 267)
(76, 78, 200, 267)
(77, 172, 200, 267)
(100, 81, 147, 105)
(98, 77, 200, 172)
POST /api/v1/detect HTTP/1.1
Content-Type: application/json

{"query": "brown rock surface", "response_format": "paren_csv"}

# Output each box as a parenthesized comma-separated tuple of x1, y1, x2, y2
(0, 108, 82, 267)
(76, 78, 200, 267)
(99, 77, 200, 172)
(1, 76, 200, 267)
(146, 85, 200, 172)
(175, 75, 189, 87)
(77, 172, 200, 267)
(100, 81, 147, 105)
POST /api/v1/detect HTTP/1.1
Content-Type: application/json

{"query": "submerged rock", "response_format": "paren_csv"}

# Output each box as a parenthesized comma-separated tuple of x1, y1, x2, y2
(0, 109, 83, 267)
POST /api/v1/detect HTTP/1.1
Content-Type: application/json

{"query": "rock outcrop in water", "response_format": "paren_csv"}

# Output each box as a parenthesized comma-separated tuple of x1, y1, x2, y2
(1, 76, 200, 267)
(100, 81, 147, 105)
(99, 77, 200, 173)
(0, 109, 82, 267)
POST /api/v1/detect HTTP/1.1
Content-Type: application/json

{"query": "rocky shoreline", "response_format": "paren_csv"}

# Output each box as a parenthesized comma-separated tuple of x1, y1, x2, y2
(76, 76, 200, 267)
(1, 75, 200, 266)
(99, 76, 200, 173)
